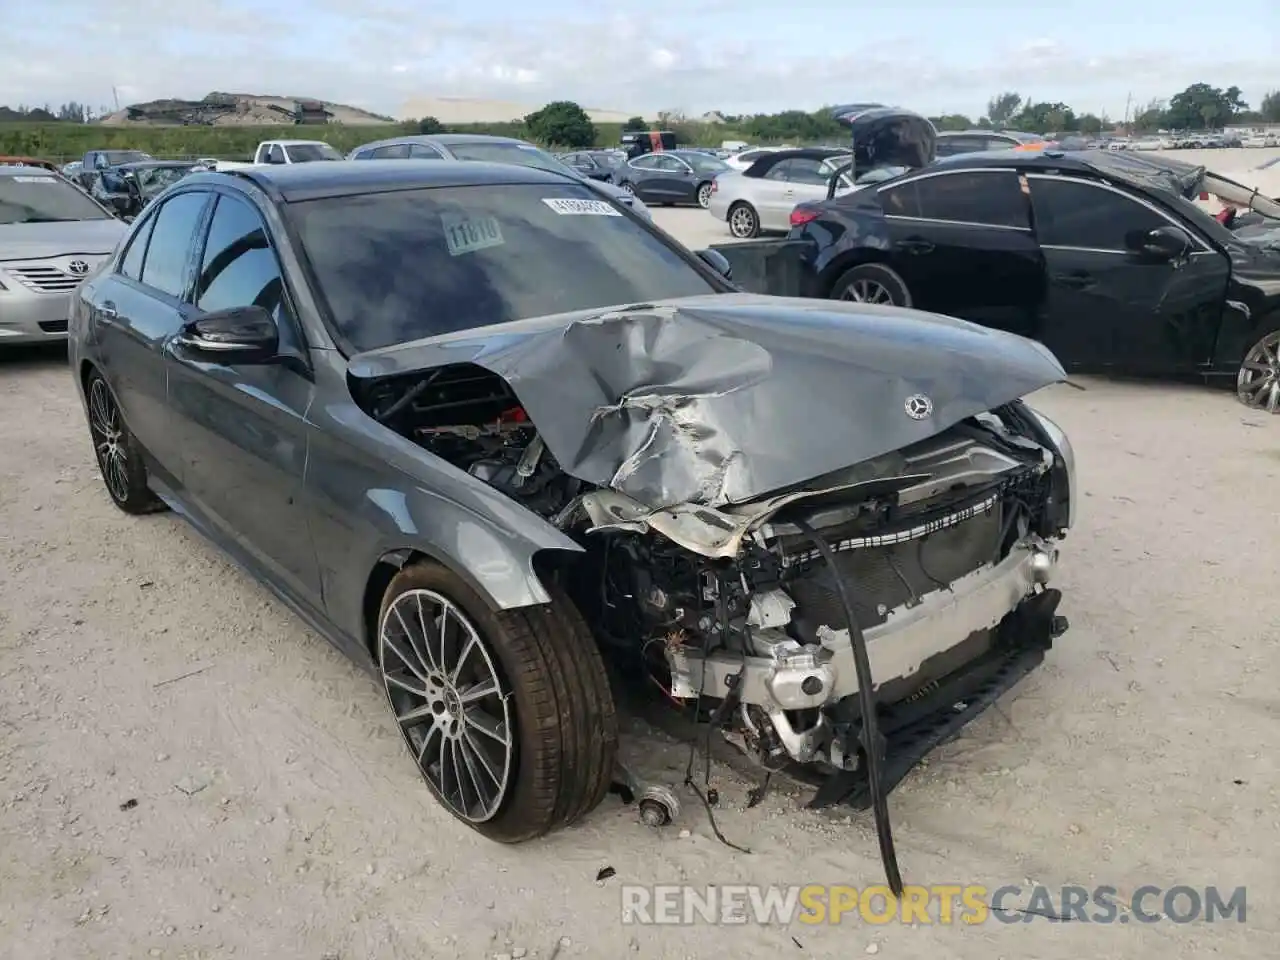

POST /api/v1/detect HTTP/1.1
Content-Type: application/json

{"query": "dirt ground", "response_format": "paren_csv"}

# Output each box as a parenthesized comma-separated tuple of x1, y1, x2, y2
(2, 209, 1278, 959)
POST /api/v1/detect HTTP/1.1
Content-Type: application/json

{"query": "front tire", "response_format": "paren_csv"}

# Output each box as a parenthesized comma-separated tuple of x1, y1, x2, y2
(696, 182, 713, 209)
(1236, 326, 1280, 413)
(619, 181, 636, 195)
(84, 370, 165, 515)
(727, 201, 759, 238)
(377, 562, 617, 842)
(829, 262, 913, 307)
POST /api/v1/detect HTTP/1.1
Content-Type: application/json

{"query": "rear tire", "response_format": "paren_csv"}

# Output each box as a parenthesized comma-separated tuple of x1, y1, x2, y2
(84, 370, 166, 515)
(619, 181, 636, 195)
(727, 201, 760, 238)
(696, 182, 713, 208)
(829, 262, 913, 307)
(377, 562, 618, 842)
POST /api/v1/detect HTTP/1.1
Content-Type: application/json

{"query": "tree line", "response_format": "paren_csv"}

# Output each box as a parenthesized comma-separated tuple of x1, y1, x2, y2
(2, 82, 1277, 160)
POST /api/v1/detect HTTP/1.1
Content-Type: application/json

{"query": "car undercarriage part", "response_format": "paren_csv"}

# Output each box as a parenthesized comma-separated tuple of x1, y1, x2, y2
(356, 365, 1073, 858)
(611, 759, 681, 827)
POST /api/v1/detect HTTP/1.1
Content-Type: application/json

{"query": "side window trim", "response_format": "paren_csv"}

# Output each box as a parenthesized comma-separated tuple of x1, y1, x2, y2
(116, 210, 158, 281)
(1026, 173, 1214, 254)
(880, 170, 1032, 231)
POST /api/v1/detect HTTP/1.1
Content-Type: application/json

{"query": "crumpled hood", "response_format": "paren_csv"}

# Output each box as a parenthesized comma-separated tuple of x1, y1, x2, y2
(348, 294, 1066, 508)
(0, 219, 127, 261)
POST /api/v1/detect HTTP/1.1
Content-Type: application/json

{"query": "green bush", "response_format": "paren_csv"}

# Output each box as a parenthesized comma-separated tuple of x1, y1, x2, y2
(0, 115, 839, 164)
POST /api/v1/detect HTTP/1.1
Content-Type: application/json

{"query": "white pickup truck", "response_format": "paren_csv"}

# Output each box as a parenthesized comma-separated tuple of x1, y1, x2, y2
(250, 140, 344, 165)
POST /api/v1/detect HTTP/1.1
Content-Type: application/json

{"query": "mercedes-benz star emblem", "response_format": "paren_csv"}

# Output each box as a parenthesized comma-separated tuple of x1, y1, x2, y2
(904, 394, 934, 420)
(67, 259, 90, 277)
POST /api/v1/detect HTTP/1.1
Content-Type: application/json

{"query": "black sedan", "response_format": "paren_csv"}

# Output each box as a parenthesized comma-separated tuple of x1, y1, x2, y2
(557, 149, 625, 182)
(69, 160, 1077, 872)
(786, 150, 1280, 411)
(612, 149, 731, 208)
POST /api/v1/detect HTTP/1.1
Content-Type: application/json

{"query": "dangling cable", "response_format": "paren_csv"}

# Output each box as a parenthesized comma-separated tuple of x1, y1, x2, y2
(795, 518, 903, 897)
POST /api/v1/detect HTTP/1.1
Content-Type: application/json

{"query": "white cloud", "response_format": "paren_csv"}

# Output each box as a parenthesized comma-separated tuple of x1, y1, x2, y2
(1, 3, 1274, 120)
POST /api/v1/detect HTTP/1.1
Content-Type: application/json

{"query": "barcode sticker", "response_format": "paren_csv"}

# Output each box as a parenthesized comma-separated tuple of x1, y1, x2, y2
(13, 176, 56, 184)
(542, 198, 622, 216)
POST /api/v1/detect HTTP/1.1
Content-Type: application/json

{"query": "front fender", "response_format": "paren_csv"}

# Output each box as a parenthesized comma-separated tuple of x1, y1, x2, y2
(303, 390, 585, 642)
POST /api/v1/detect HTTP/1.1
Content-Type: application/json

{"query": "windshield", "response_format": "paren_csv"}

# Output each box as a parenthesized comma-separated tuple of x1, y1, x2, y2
(286, 143, 343, 163)
(103, 151, 149, 166)
(446, 141, 579, 178)
(289, 183, 718, 353)
(0, 174, 111, 224)
(135, 166, 195, 195)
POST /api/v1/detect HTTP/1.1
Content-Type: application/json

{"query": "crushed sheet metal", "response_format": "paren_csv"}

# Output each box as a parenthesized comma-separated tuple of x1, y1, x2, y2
(347, 293, 1067, 509)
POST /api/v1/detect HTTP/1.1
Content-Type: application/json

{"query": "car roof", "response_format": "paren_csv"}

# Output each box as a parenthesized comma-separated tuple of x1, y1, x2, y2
(115, 160, 197, 170)
(0, 164, 64, 178)
(189, 158, 580, 202)
(918, 148, 1208, 197)
(937, 129, 1044, 142)
(743, 147, 850, 177)
(355, 133, 534, 152)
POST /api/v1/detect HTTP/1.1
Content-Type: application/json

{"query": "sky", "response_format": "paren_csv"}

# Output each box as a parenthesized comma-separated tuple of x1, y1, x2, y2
(3, 0, 1276, 121)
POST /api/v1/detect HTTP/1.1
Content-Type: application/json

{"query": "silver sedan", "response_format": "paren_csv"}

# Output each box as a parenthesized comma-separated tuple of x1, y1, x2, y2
(708, 152, 856, 238)
(0, 166, 127, 346)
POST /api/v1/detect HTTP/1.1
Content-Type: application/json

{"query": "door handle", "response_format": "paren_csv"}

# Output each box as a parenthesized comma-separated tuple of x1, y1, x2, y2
(99, 301, 118, 321)
(1055, 273, 1095, 290)
(896, 238, 935, 254)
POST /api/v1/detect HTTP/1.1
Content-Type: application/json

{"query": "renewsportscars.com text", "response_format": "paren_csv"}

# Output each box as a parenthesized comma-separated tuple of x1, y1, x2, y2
(620, 884, 1247, 925)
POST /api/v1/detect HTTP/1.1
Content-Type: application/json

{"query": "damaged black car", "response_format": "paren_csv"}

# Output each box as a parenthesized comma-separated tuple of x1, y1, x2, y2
(69, 161, 1076, 874)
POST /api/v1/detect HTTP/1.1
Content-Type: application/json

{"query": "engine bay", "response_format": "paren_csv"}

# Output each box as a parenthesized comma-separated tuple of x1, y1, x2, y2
(354, 363, 1069, 777)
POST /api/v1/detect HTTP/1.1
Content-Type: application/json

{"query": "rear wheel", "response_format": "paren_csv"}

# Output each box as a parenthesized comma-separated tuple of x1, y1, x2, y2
(377, 562, 617, 842)
(727, 202, 760, 239)
(1237, 327, 1280, 413)
(696, 181, 713, 208)
(84, 370, 165, 515)
(829, 263, 913, 307)
(619, 181, 636, 195)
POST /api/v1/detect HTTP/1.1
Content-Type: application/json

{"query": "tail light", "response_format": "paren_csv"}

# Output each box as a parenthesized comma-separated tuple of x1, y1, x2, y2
(710, 179, 718, 194)
(790, 208, 819, 228)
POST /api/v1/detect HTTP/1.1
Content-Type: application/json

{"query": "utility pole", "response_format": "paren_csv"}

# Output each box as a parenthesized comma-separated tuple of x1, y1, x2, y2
(1123, 91, 1132, 128)
(112, 86, 120, 111)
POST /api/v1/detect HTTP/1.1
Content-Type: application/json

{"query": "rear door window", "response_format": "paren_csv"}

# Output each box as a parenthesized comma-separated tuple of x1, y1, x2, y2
(407, 144, 443, 159)
(783, 158, 829, 186)
(371, 144, 411, 159)
(880, 171, 1029, 228)
(139, 191, 209, 298)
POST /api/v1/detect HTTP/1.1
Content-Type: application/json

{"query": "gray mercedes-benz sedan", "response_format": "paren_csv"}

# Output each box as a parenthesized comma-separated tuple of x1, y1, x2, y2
(69, 161, 1074, 869)
(1, 165, 127, 345)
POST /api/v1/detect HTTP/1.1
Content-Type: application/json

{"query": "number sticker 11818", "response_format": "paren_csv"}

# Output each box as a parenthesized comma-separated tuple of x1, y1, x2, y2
(440, 214, 505, 256)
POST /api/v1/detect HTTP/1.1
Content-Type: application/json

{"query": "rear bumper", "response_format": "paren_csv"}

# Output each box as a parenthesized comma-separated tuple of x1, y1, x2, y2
(0, 291, 73, 344)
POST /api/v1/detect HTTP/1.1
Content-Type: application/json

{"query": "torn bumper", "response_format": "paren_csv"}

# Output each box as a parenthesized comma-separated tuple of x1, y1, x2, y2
(667, 537, 1060, 708)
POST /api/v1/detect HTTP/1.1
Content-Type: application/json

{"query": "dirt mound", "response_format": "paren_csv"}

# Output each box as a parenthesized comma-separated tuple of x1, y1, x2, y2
(101, 92, 394, 127)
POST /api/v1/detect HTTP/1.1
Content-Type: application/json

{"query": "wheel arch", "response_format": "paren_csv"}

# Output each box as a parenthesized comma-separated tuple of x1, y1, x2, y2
(816, 248, 895, 298)
(359, 545, 584, 658)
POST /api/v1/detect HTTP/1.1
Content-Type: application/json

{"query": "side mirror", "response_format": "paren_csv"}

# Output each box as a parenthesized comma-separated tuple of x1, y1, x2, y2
(177, 305, 278, 363)
(1130, 225, 1192, 262)
(696, 248, 733, 280)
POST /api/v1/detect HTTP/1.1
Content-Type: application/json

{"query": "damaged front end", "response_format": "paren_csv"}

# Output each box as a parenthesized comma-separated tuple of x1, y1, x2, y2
(347, 297, 1075, 814)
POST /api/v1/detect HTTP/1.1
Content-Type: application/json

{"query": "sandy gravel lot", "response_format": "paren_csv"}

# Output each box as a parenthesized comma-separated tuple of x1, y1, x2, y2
(1, 205, 1278, 960)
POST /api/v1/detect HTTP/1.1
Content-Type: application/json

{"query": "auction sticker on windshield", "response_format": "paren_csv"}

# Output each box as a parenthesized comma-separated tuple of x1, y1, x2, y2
(12, 176, 56, 184)
(441, 213, 504, 257)
(542, 198, 622, 216)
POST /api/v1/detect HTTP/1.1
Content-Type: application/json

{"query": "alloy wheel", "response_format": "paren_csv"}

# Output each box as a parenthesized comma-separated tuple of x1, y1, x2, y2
(88, 378, 130, 502)
(379, 589, 513, 823)
(1237, 330, 1280, 413)
(697, 184, 712, 208)
(620, 182, 635, 195)
(729, 206, 756, 238)
(840, 279, 896, 304)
